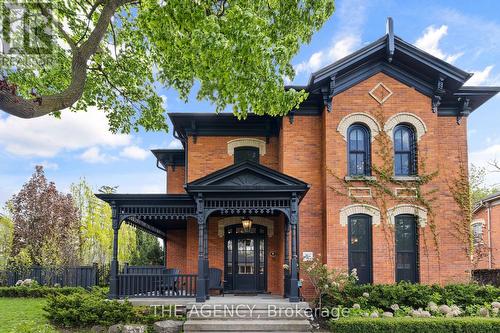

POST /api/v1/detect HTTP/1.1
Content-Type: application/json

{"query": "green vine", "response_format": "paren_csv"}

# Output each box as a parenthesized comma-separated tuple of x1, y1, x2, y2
(329, 107, 441, 279)
(448, 154, 489, 270)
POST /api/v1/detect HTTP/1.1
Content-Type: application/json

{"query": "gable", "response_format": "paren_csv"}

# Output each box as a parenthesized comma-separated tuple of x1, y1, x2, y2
(287, 18, 499, 120)
(186, 161, 309, 194)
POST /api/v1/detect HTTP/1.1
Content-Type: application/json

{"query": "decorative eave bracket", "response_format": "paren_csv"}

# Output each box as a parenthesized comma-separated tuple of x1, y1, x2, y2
(432, 76, 446, 113)
(457, 97, 471, 125)
(386, 17, 395, 63)
(320, 74, 336, 113)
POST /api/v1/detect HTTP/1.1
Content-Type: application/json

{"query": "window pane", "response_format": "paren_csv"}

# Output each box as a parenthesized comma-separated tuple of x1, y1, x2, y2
(395, 129, 403, 151)
(348, 215, 372, 284)
(401, 129, 410, 150)
(234, 147, 259, 164)
(350, 217, 369, 250)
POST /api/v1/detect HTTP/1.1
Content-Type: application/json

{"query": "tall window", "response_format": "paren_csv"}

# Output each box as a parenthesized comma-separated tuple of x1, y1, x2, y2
(472, 222, 483, 244)
(348, 214, 373, 284)
(395, 215, 419, 283)
(394, 124, 417, 176)
(234, 146, 259, 164)
(348, 125, 371, 176)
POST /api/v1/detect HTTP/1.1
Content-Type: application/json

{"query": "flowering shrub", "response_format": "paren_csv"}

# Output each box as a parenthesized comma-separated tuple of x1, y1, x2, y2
(301, 255, 358, 308)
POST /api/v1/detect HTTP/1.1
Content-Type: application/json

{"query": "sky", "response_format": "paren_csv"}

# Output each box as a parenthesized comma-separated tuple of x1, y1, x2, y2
(1, 0, 500, 207)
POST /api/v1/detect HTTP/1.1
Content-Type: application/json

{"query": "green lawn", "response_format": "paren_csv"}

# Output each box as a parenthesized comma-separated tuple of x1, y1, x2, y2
(0, 298, 50, 333)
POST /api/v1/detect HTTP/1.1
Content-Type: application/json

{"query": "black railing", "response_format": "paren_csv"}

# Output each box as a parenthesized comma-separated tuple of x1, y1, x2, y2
(3, 265, 98, 288)
(118, 273, 197, 298)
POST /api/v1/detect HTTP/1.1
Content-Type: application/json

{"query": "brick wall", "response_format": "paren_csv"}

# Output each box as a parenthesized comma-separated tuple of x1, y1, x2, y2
(474, 202, 500, 269)
(280, 115, 324, 298)
(166, 165, 185, 194)
(186, 136, 279, 182)
(164, 71, 474, 298)
(323, 72, 471, 285)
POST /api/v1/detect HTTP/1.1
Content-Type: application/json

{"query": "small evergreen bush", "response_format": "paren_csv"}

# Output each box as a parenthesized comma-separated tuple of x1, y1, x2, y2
(44, 289, 134, 327)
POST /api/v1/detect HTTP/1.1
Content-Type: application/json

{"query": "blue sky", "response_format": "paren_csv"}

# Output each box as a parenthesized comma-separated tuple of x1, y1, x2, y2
(1, 0, 500, 207)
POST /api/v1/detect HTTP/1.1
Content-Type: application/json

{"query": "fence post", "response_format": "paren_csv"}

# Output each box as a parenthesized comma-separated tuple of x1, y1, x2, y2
(92, 263, 99, 287)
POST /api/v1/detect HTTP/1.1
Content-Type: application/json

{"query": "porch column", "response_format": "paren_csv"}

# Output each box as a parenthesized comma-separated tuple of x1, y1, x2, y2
(163, 238, 167, 267)
(289, 193, 299, 302)
(196, 194, 207, 302)
(284, 222, 290, 297)
(110, 202, 120, 299)
(204, 216, 210, 300)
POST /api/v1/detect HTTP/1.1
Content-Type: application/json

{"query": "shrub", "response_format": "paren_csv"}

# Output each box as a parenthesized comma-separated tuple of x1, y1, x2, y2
(0, 286, 91, 298)
(44, 289, 134, 327)
(316, 282, 500, 311)
(329, 317, 500, 333)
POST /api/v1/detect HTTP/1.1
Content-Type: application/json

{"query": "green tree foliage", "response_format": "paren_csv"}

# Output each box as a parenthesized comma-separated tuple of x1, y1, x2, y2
(0, 0, 334, 133)
(470, 164, 500, 205)
(0, 212, 13, 269)
(130, 231, 164, 266)
(70, 179, 137, 265)
(9, 166, 80, 267)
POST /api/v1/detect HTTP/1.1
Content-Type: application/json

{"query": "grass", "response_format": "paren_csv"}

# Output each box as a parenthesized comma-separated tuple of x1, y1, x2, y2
(0, 298, 49, 332)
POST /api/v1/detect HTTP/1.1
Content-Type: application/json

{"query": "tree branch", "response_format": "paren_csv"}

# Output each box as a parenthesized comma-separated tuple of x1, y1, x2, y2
(38, 3, 76, 50)
(0, 0, 136, 119)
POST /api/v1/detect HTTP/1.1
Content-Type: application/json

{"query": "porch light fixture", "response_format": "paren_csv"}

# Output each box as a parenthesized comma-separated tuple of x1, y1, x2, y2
(241, 217, 253, 233)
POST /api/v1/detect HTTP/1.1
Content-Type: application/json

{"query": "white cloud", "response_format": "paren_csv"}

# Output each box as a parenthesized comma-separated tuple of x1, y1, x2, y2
(295, 35, 360, 76)
(414, 25, 463, 63)
(79, 147, 109, 164)
(465, 65, 495, 86)
(293, 0, 366, 78)
(0, 107, 130, 158)
(31, 160, 59, 170)
(167, 139, 183, 149)
(120, 145, 149, 160)
(160, 95, 168, 109)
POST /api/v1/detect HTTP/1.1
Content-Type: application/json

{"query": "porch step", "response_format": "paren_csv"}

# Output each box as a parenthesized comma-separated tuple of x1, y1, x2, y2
(183, 319, 312, 332)
(187, 309, 310, 320)
(184, 300, 312, 332)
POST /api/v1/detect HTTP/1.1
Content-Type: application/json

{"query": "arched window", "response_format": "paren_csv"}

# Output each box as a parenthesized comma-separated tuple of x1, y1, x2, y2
(395, 214, 419, 283)
(348, 125, 371, 176)
(234, 146, 259, 164)
(348, 214, 373, 284)
(393, 124, 417, 176)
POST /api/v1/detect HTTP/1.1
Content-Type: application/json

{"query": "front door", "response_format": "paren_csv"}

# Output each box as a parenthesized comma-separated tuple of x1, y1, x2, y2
(224, 224, 266, 293)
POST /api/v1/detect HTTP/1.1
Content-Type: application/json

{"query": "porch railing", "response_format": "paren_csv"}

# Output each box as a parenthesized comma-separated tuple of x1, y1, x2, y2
(118, 273, 197, 298)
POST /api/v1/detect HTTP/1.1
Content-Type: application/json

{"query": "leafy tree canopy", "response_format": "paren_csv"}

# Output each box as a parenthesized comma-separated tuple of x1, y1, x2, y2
(470, 164, 500, 205)
(0, 0, 334, 133)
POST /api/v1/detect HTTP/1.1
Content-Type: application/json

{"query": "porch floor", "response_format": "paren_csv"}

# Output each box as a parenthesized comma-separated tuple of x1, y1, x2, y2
(126, 294, 293, 306)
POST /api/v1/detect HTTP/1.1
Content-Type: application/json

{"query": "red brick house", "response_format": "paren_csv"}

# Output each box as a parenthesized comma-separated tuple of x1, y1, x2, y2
(97, 20, 500, 302)
(473, 192, 500, 269)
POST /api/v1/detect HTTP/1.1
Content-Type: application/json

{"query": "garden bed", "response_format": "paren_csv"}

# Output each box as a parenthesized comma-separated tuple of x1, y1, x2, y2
(329, 317, 500, 333)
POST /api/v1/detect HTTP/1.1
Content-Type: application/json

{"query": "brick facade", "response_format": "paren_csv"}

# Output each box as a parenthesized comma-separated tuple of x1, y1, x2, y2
(473, 196, 500, 269)
(163, 72, 479, 297)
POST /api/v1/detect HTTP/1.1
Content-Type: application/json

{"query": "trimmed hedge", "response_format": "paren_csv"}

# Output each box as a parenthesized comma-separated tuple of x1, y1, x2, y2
(0, 286, 90, 298)
(330, 317, 500, 333)
(44, 291, 134, 327)
(324, 282, 500, 310)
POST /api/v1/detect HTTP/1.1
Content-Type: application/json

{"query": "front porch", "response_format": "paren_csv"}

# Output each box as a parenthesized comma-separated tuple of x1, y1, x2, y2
(96, 161, 310, 303)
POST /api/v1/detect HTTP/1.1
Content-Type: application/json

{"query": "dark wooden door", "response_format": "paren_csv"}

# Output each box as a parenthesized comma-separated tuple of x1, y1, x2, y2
(395, 215, 418, 283)
(348, 214, 373, 284)
(224, 225, 266, 293)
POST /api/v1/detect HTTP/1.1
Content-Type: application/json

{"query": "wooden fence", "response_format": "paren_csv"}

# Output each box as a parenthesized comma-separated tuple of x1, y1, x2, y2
(3, 265, 99, 288)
